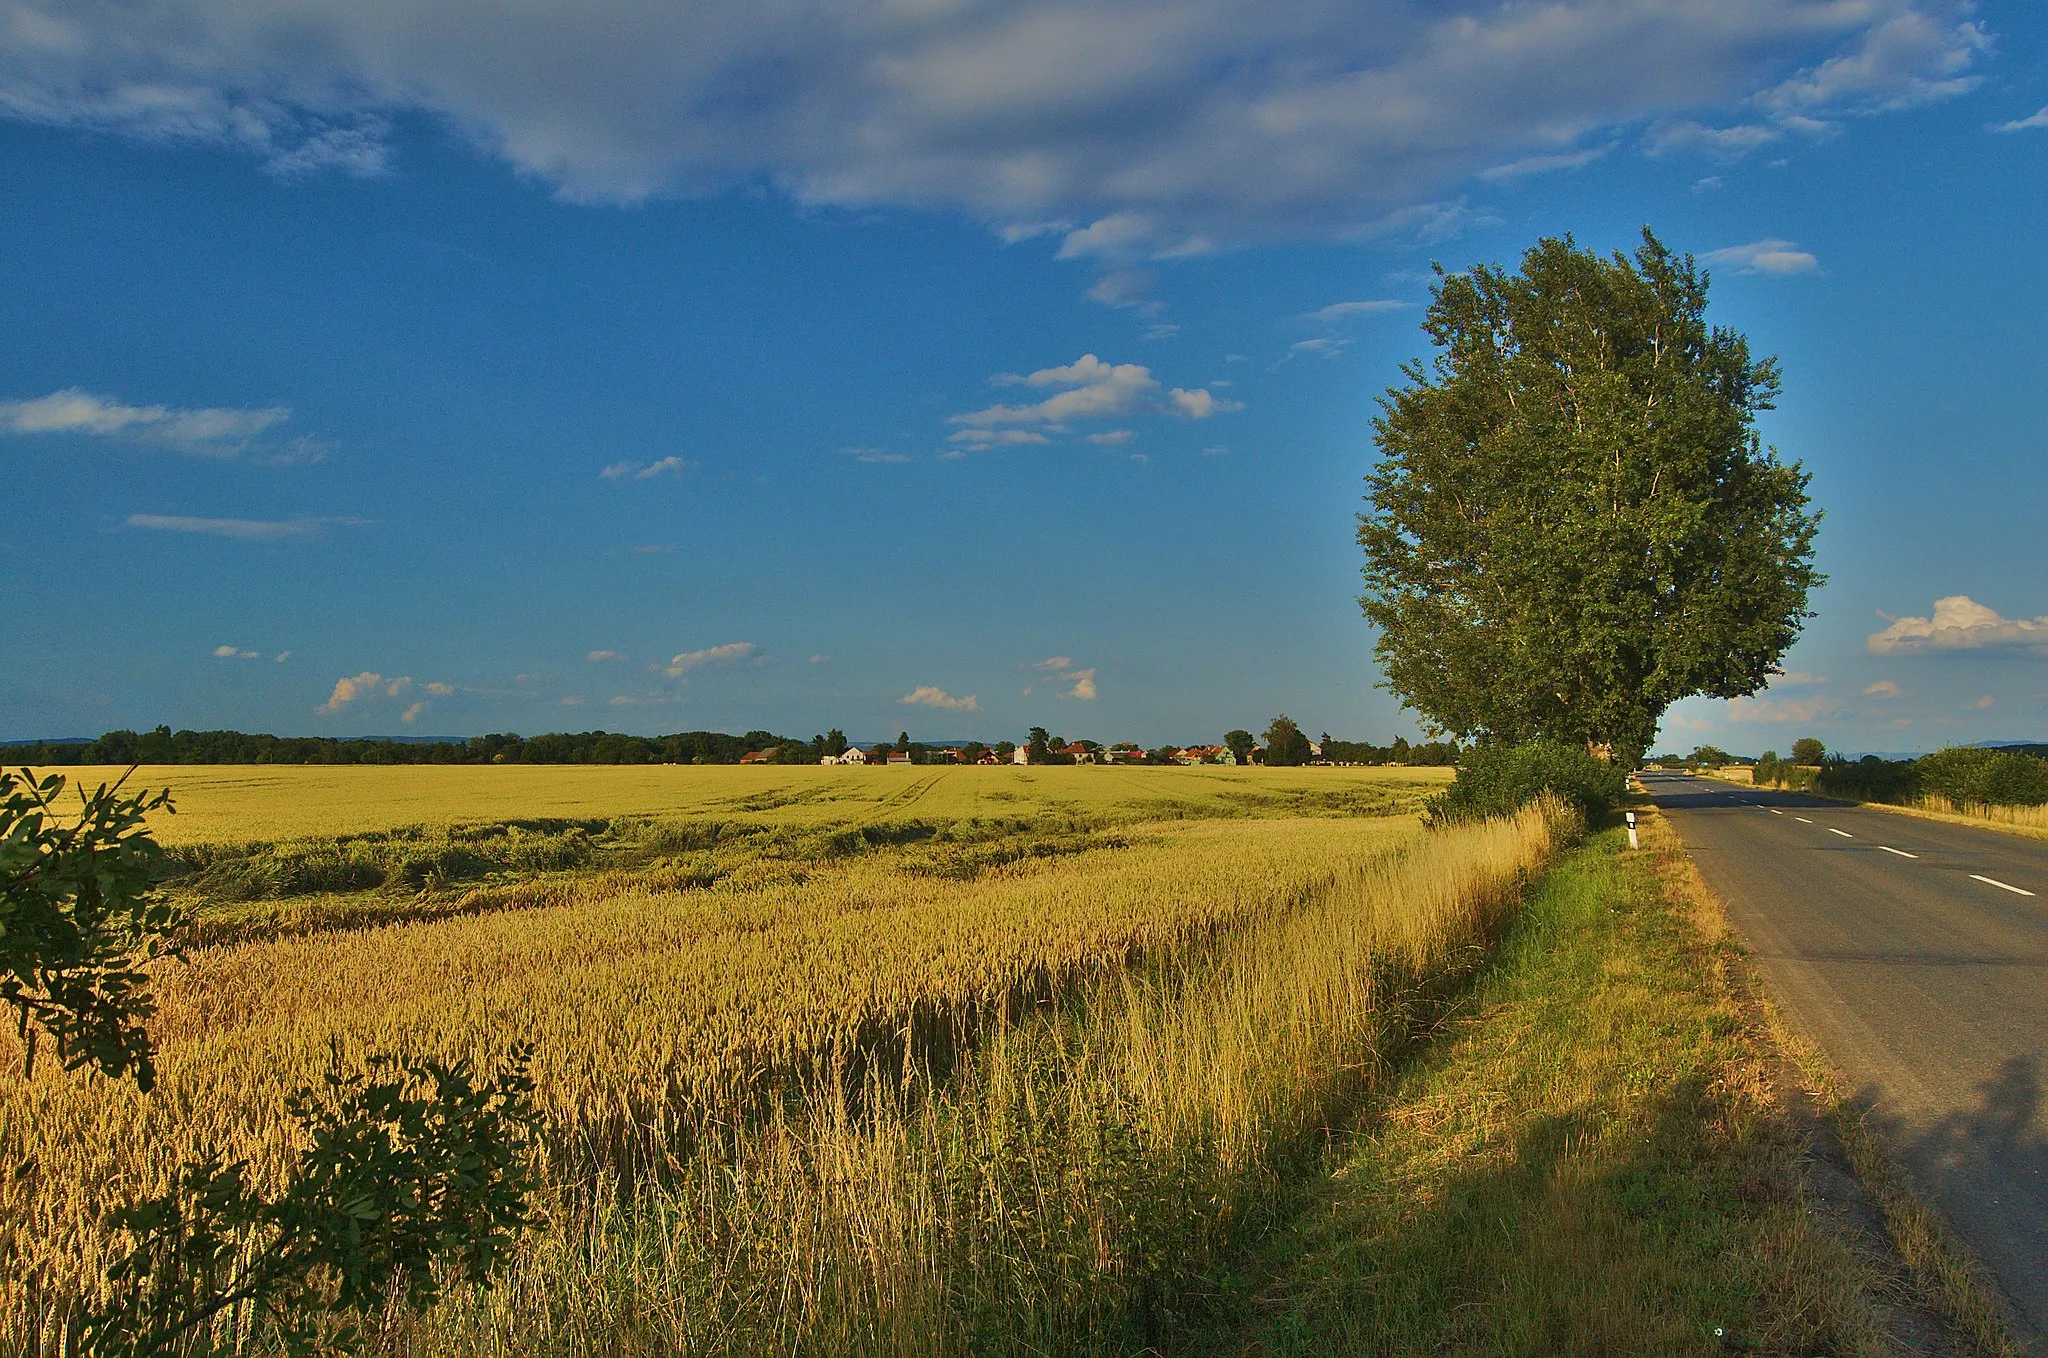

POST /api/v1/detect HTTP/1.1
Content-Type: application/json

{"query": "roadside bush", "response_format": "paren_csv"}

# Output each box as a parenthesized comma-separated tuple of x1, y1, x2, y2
(1430, 741, 1626, 823)
(1918, 747, 2048, 807)
(1814, 755, 1919, 803)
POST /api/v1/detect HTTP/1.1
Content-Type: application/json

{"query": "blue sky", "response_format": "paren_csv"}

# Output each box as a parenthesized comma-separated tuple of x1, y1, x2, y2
(4, 0, 2045, 754)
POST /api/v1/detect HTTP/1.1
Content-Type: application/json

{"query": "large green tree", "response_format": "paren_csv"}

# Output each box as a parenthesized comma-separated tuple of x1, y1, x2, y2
(1359, 230, 1822, 758)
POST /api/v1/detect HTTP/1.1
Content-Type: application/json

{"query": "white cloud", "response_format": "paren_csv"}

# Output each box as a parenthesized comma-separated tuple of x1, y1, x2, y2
(1721, 694, 1835, 724)
(1060, 668, 1098, 701)
(950, 354, 1234, 446)
(317, 671, 412, 714)
(127, 513, 358, 540)
(901, 684, 979, 711)
(1969, 694, 1994, 710)
(1086, 269, 1160, 312)
(273, 650, 291, 663)
(663, 641, 755, 676)
(1770, 671, 1828, 687)
(213, 644, 257, 659)
(424, 681, 456, 696)
(602, 455, 692, 480)
(1034, 657, 1073, 671)
(1864, 679, 1900, 698)
(1476, 145, 1611, 182)
(1, 387, 296, 457)
(587, 649, 625, 662)
(1703, 239, 1821, 275)
(1087, 429, 1134, 445)
(1994, 106, 2048, 133)
(560, 695, 585, 706)
(400, 701, 427, 724)
(1869, 596, 2048, 655)
(0, 2, 1983, 246)
(1169, 387, 1238, 418)
(1302, 300, 1410, 325)
(846, 447, 911, 463)
(1287, 336, 1353, 359)
(809, 653, 828, 664)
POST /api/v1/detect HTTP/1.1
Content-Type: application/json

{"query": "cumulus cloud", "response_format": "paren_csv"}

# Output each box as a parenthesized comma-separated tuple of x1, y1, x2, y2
(0, 387, 300, 457)
(213, 644, 258, 659)
(1086, 429, 1134, 445)
(424, 681, 456, 696)
(1061, 668, 1098, 700)
(587, 649, 625, 662)
(663, 641, 755, 676)
(901, 684, 979, 711)
(601, 455, 692, 480)
(400, 702, 427, 724)
(1867, 595, 2048, 655)
(127, 513, 360, 540)
(1033, 657, 1074, 671)
(1704, 239, 1821, 275)
(0, 1, 1982, 246)
(1864, 679, 1900, 698)
(317, 671, 412, 715)
(1994, 106, 2048, 133)
(950, 354, 1234, 448)
(1770, 672, 1828, 687)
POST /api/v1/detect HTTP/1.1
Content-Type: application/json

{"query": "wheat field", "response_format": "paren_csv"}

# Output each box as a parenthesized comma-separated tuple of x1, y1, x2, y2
(1, 763, 1552, 1354)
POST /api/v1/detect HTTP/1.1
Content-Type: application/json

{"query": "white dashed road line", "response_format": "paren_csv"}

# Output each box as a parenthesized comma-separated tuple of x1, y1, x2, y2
(1769, 809, 1784, 816)
(1828, 828, 1854, 838)
(1971, 875, 2038, 898)
(1880, 846, 1919, 859)
(1796, 817, 1814, 824)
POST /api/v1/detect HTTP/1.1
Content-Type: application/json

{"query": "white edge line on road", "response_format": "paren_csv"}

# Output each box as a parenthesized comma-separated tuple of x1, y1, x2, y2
(1828, 828, 1854, 838)
(1879, 846, 1918, 859)
(1769, 809, 1784, 815)
(1970, 874, 2037, 898)
(1796, 817, 1813, 824)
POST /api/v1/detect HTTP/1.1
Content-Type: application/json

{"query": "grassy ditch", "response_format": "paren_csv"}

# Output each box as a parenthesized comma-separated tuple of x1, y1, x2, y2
(1202, 812, 1905, 1356)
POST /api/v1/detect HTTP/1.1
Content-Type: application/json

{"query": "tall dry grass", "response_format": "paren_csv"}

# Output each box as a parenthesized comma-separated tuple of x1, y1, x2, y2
(412, 804, 1564, 1354)
(1898, 794, 2048, 835)
(3, 802, 1562, 1354)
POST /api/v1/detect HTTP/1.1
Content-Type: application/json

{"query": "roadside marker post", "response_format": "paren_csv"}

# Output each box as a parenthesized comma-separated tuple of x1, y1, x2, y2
(1625, 810, 1639, 851)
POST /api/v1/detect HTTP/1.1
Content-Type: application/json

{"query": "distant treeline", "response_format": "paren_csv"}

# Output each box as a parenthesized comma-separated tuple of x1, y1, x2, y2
(4, 726, 809, 767)
(1321, 737, 1459, 767)
(6, 726, 1466, 769)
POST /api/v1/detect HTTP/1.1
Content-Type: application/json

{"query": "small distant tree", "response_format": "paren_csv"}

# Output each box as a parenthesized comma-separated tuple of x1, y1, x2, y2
(824, 729, 849, 758)
(1262, 716, 1314, 767)
(1689, 745, 1732, 768)
(895, 731, 911, 754)
(1791, 737, 1826, 766)
(1026, 728, 1051, 764)
(1223, 730, 1254, 765)
(994, 740, 1018, 762)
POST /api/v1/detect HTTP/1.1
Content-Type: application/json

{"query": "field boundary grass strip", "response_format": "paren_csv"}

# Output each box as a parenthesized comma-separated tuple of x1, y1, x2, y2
(1641, 800, 2026, 1356)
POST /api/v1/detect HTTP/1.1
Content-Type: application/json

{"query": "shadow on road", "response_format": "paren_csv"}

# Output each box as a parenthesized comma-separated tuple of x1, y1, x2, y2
(1859, 1054, 2048, 1339)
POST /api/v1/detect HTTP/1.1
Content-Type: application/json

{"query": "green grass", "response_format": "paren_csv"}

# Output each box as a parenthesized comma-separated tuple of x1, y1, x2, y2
(1196, 814, 1882, 1356)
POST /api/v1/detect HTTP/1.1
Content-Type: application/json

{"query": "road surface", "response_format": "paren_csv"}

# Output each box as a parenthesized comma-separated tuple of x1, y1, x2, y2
(1644, 771, 2048, 1346)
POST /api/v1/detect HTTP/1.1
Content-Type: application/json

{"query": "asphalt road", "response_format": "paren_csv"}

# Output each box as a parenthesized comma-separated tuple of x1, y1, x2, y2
(1644, 771, 2048, 1346)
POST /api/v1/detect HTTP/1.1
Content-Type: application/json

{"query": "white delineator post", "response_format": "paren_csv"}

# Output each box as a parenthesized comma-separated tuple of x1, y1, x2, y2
(1625, 810, 1639, 850)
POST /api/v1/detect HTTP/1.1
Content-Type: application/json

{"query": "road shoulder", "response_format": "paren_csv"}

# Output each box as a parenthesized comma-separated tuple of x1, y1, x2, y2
(1187, 812, 1953, 1354)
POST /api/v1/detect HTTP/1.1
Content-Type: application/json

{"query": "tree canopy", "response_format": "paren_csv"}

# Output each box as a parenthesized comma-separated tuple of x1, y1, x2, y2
(1359, 230, 1821, 759)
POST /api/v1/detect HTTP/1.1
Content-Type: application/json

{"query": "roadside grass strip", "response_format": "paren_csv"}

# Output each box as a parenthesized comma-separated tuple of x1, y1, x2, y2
(1206, 817, 1895, 1356)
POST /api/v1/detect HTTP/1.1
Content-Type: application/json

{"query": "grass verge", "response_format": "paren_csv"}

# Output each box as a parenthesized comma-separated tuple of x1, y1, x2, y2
(1196, 813, 1903, 1356)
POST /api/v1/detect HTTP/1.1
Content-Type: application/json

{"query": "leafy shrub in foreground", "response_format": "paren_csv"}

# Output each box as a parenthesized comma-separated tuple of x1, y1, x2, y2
(1429, 741, 1626, 823)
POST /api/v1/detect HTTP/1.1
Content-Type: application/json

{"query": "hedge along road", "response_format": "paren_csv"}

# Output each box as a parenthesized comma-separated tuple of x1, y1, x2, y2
(1643, 770, 2048, 1346)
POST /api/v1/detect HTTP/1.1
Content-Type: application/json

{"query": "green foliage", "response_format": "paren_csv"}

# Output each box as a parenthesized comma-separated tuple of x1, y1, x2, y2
(1359, 229, 1822, 756)
(1431, 742, 1627, 824)
(1915, 747, 2048, 807)
(1789, 737, 1825, 766)
(1261, 715, 1314, 767)
(0, 769, 183, 1091)
(1687, 745, 1732, 768)
(1223, 730, 1255, 765)
(85, 1047, 541, 1356)
(11, 725, 807, 768)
